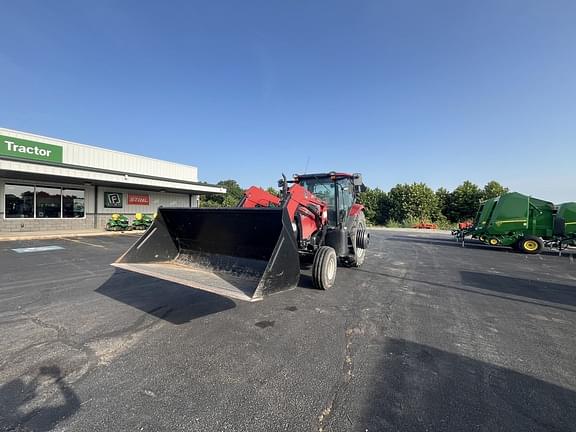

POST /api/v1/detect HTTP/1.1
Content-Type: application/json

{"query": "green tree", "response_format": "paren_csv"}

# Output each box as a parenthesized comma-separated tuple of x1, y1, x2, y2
(446, 181, 483, 222)
(357, 187, 389, 225)
(266, 187, 280, 198)
(436, 187, 451, 218)
(201, 179, 244, 208)
(388, 183, 440, 223)
(482, 180, 508, 199)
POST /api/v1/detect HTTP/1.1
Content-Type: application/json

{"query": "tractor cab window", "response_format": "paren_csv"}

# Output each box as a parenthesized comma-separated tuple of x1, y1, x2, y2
(336, 179, 354, 223)
(299, 177, 337, 223)
(299, 178, 335, 208)
(299, 177, 355, 225)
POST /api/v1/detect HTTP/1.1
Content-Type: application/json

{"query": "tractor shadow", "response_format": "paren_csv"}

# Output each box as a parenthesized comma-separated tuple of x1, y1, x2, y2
(355, 268, 576, 313)
(297, 259, 315, 290)
(359, 338, 576, 431)
(461, 271, 576, 308)
(388, 235, 576, 257)
(388, 235, 511, 252)
(96, 270, 236, 324)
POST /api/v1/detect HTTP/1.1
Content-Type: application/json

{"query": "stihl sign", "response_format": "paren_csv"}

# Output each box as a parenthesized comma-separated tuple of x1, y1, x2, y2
(128, 194, 150, 205)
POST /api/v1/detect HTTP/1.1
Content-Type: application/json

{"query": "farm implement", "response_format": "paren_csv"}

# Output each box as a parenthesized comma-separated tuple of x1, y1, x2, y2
(453, 192, 576, 254)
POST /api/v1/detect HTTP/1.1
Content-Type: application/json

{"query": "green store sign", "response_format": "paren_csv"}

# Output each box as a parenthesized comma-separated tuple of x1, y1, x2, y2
(0, 134, 63, 163)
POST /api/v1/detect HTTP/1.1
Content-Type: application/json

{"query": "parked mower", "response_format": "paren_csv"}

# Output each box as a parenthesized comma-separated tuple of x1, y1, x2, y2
(105, 214, 131, 231)
(453, 192, 576, 254)
(113, 172, 369, 301)
(132, 213, 154, 230)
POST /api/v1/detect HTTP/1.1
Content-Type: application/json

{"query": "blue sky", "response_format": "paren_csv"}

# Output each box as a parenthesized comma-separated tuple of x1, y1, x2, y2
(1, 1, 575, 202)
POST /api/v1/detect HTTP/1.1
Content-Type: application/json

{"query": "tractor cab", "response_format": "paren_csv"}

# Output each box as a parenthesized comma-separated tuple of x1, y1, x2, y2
(295, 172, 362, 227)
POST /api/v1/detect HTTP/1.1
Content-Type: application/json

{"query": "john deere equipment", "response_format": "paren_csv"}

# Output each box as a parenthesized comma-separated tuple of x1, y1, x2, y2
(548, 202, 576, 249)
(105, 214, 131, 231)
(113, 172, 369, 301)
(454, 192, 576, 254)
(132, 213, 154, 230)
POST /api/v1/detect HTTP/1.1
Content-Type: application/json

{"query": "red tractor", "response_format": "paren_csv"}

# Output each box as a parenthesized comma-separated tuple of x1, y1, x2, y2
(114, 172, 369, 301)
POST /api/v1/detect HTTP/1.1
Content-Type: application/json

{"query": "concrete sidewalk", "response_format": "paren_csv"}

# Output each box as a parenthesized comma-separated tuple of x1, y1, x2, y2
(0, 228, 144, 242)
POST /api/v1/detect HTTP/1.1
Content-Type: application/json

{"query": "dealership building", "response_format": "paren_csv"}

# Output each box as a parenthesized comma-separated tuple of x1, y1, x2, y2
(0, 128, 225, 232)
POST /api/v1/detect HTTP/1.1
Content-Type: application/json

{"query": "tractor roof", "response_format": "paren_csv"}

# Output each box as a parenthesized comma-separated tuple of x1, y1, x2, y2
(296, 172, 355, 179)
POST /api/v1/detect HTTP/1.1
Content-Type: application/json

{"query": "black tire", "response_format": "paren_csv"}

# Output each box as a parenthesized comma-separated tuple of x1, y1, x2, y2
(517, 235, 544, 254)
(312, 246, 337, 290)
(351, 213, 368, 267)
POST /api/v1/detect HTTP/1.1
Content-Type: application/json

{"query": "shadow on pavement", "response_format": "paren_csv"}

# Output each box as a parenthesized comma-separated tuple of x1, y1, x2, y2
(388, 235, 576, 257)
(387, 235, 511, 252)
(298, 273, 315, 290)
(0, 366, 80, 432)
(356, 268, 576, 313)
(361, 338, 576, 431)
(96, 270, 236, 324)
(461, 271, 576, 308)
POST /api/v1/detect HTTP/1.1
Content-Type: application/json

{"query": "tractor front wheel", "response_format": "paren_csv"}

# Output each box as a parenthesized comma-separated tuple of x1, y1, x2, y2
(517, 236, 544, 254)
(312, 246, 337, 290)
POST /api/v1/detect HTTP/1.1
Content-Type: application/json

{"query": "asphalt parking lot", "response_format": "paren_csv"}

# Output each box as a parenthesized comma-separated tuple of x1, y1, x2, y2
(1, 230, 575, 432)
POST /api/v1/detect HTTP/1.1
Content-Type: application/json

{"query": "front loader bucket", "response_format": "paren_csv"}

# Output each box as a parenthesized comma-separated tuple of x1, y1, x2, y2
(112, 207, 301, 302)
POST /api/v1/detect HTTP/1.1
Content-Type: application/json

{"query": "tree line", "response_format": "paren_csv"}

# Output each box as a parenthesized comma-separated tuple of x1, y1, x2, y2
(201, 179, 509, 228)
(357, 180, 508, 228)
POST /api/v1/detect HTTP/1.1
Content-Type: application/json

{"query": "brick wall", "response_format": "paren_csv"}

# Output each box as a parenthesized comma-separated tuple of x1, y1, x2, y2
(0, 214, 95, 232)
(0, 178, 196, 233)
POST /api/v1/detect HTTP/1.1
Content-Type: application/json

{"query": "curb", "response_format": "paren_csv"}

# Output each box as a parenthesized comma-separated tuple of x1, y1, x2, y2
(0, 230, 144, 242)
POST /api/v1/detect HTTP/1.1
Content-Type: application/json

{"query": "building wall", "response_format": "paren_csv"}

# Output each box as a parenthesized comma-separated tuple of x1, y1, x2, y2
(1, 128, 198, 182)
(0, 178, 95, 232)
(0, 158, 221, 193)
(0, 178, 196, 232)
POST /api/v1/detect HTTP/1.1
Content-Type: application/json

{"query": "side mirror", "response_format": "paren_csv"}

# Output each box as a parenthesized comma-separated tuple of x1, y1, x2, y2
(352, 174, 363, 186)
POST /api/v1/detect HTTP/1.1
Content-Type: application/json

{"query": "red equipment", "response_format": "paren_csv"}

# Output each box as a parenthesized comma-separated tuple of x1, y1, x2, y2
(413, 222, 438, 230)
(113, 172, 369, 301)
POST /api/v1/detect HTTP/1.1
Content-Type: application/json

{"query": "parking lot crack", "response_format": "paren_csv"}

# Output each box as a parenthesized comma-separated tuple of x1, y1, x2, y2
(317, 320, 366, 432)
(17, 310, 99, 376)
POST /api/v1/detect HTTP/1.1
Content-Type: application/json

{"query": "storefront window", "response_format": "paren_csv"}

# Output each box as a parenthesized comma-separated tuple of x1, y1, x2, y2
(63, 189, 85, 218)
(35, 186, 61, 218)
(5, 184, 34, 218)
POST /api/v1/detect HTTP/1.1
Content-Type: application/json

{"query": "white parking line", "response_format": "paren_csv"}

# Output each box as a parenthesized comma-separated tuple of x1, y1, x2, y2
(63, 238, 106, 248)
(11, 245, 64, 253)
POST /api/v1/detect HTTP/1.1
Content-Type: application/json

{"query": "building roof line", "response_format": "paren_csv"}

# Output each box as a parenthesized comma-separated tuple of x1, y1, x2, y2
(0, 155, 224, 192)
(0, 127, 200, 171)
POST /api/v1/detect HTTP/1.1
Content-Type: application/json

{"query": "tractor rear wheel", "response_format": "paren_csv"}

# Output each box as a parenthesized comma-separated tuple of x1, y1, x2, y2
(517, 235, 544, 254)
(351, 214, 369, 267)
(312, 246, 337, 290)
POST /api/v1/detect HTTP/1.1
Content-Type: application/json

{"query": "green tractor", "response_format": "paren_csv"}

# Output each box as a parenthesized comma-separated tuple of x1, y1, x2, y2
(132, 213, 154, 230)
(454, 192, 576, 254)
(105, 213, 131, 231)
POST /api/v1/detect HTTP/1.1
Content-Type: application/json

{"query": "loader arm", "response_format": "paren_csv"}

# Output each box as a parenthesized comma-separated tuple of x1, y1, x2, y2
(239, 184, 329, 244)
(239, 186, 281, 208)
